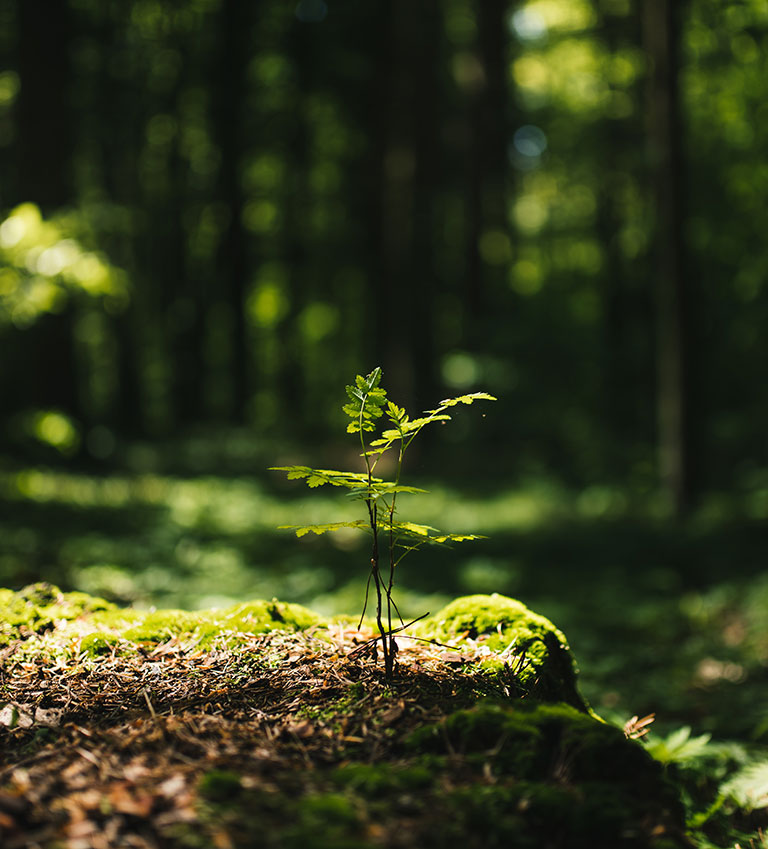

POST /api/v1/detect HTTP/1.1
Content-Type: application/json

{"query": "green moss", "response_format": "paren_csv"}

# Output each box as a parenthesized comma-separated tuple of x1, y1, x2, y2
(415, 593, 586, 709)
(333, 762, 434, 796)
(78, 631, 118, 656)
(400, 702, 686, 848)
(0, 583, 321, 658)
(405, 700, 675, 785)
(407, 702, 543, 776)
(213, 599, 320, 635)
(0, 581, 117, 646)
(199, 769, 243, 803)
(121, 609, 209, 643)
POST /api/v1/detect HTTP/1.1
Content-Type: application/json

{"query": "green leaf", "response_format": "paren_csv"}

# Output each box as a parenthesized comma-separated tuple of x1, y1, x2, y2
(278, 520, 371, 538)
(380, 484, 428, 494)
(380, 520, 486, 548)
(270, 466, 378, 489)
(370, 415, 452, 447)
(389, 521, 437, 536)
(343, 368, 389, 433)
(431, 533, 486, 544)
(434, 392, 497, 408)
(401, 414, 451, 431)
(720, 760, 768, 810)
(646, 727, 712, 764)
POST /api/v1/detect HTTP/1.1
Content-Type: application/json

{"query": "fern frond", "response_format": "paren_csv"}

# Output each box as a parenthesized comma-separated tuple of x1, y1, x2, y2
(721, 761, 768, 810)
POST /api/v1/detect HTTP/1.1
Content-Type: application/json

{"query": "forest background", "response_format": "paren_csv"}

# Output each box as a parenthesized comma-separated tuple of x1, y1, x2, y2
(0, 0, 767, 744)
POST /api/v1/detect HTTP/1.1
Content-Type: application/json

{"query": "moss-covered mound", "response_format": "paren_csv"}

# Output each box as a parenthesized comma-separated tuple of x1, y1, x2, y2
(414, 593, 586, 710)
(0, 581, 320, 657)
(0, 584, 691, 849)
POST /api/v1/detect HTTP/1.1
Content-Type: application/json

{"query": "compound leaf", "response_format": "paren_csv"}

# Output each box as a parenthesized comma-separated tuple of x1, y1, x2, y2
(270, 466, 378, 489)
(425, 392, 497, 415)
(278, 520, 371, 538)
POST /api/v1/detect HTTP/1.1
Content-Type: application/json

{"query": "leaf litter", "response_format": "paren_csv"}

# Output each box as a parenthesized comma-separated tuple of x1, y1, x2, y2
(0, 624, 527, 849)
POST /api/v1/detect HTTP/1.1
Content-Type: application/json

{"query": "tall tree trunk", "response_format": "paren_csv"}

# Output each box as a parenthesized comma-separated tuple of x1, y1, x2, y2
(14, 0, 73, 210)
(212, 0, 253, 424)
(10, 0, 79, 422)
(456, 0, 513, 366)
(277, 18, 312, 431)
(408, 1, 441, 404)
(470, 0, 511, 326)
(644, 0, 692, 517)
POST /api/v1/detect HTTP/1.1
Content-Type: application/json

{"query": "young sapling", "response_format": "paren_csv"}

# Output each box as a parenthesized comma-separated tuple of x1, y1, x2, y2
(271, 367, 495, 678)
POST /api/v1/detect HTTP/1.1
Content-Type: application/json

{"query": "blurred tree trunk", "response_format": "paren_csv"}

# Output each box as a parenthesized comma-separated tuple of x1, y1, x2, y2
(278, 19, 311, 429)
(15, 0, 73, 209)
(84, 5, 146, 436)
(464, 0, 511, 343)
(11, 0, 79, 421)
(212, 0, 253, 424)
(644, 0, 693, 516)
(409, 2, 441, 404)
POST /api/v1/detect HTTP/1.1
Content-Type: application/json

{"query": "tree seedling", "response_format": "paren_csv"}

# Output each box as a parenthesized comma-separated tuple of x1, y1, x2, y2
(271, 367, 496, 678)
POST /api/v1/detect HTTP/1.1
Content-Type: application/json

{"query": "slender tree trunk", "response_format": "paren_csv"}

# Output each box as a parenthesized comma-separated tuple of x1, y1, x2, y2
(644, 0, 692, 516)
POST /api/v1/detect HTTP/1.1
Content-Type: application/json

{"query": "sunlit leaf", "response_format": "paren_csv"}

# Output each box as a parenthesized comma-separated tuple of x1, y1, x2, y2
(721, 760, 768, 810)
(646, 726, 712, 764)
(278, 520, 370, 538)
(343, 370, 388, 432)
(269, 466, 378, 489)
(427, 392, 497, 413)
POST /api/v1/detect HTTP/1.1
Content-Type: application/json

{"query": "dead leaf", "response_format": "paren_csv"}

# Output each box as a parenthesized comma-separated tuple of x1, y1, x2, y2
(158, 773, 188, 799)
(623, 713, 656, 740)
(0, 703, 34, 729)
(107, 782, 154, 817)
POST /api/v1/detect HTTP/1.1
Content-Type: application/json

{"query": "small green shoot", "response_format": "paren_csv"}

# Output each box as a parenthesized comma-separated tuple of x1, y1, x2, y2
(271, 367, 496, 677)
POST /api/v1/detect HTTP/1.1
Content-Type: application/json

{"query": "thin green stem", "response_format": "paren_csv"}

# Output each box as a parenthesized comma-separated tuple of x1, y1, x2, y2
(385, 439, 406, 660)
(359, 389, 391, 677)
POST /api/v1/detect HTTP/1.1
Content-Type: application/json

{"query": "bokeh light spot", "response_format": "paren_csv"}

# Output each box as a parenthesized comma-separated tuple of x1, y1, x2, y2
(442, 352, 481, 389)
(510, 260, 543, 296)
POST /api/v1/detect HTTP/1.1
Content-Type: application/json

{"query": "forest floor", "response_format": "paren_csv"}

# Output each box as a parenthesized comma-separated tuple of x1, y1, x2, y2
(0, 626, 483, 849)
(0, 602, 695, 849)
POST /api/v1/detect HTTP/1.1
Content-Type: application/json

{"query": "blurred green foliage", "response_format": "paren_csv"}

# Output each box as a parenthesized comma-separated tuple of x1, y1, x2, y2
(0, 0, 764, 501)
